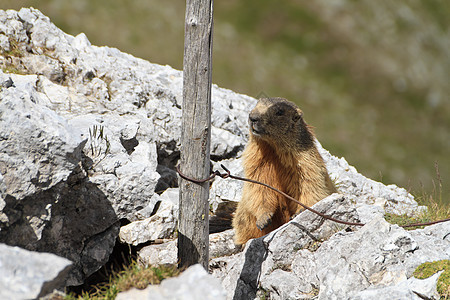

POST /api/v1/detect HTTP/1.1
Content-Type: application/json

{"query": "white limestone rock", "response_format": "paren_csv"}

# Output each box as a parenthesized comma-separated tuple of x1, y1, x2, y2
(0, 243, 72, 299)
(119, 195, 177, 246)
(210, 214, 449, 300)
(0, 72, 85, 200)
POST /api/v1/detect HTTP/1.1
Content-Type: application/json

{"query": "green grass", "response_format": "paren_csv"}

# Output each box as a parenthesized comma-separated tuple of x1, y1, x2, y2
(65, 261, 180, 300)
(1, 64, 25, 75)
(385, 213, 421, 229)
(385, 184, 450, 230)
(1, 37, 23, 57)
(0, 36, 27, 74)
(414, 260, 450, 299)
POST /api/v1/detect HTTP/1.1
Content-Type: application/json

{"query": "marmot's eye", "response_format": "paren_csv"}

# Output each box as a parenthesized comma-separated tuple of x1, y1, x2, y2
(275, 108, 285, 116)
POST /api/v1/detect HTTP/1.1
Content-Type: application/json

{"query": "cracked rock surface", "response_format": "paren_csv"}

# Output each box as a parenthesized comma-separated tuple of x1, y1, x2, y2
(0, 244, 72, 299)
(0, 7, 254, 287)
(211, 205, 448, 300)
(1, 8, 448, 300)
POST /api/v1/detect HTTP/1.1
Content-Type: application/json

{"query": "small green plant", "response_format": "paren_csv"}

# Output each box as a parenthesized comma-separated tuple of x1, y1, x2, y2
(257, 287, 270, 300)
(413, 260, 449, 299)
(308, 285, 320, 297)
(65, 261, 180, 300)
(385, 212, 423, 229)
(331, 176, 343, 191)
(305, 240, 322, 252)
(414, 164, 449, 220)
(385, 197, 449, 230)
(1, 64, 25, 75)
(2, 37, 23, 57)
(88, 125, 111, 160)
(386, 163, 449, 229)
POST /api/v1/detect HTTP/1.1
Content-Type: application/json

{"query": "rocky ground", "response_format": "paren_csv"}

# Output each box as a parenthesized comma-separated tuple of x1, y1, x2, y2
(0, 8, 448, 300)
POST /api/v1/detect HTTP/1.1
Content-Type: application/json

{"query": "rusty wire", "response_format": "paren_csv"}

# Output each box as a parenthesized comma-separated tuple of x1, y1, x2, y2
(177, 164, 450, 229)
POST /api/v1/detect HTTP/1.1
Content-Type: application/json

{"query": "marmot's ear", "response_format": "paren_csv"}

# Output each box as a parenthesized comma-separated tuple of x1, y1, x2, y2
(293, 109, 303, 122)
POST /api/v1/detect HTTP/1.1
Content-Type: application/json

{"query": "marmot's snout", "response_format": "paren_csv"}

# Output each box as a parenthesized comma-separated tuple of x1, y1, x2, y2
(249, 111, 264, 136)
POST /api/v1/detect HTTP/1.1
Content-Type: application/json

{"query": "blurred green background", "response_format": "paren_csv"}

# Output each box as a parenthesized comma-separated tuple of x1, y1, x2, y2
(2, 0, 449, 204)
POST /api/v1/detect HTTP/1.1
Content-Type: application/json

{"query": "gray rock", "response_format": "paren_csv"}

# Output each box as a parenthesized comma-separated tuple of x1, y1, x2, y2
(209, 229, 240, 258)
(121, 187, 240, 253)
(261, 269, 310, 300)
(211, 126, 244, 160)
(210, 200, 449, 300)
(0, 174, 7, 223)
(405, 222, 450, 275)
(159, 187, 180, 205)
(116, 288, 149, 300)
(0, 33, 10, 52)
(311, 217, 417, 299)
(119, 194, 177, 246)
(138, 240, 178, 267)
(1, 6, 253, 223)
(134, 193, 163, 221)
(210, 194, 359, 299)
(68, 114, 161, 220)
(0, 73, 85, 201)
(116, 264, 226, 300)
(79, 222, 120, 282)
(0, 72, 118, 285)
(119, 188, 179, 246)
(317, 142, 427, 216)
(407, 272, 442, 300)
(0, 243, 72, 300)
(0, 8, 253, 163)
(138, 229, 240, 267)
(0, 165, 120, 286)
(209, 158, 244, 212)
(295, 218, 447, 300)
(352, 271, 442, 300)
(0, 7, 189, 285)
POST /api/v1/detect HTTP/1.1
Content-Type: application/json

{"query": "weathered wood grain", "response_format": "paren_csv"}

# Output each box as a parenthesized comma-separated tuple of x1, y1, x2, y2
(178, 0, 214, 269)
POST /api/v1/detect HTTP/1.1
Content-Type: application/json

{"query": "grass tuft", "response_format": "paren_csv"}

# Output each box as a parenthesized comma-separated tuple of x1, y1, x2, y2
(2, 37, 24, 57)
(386, 164, 449, 229)
(65, 261, 180, 300)
(385, 194, 450, 230)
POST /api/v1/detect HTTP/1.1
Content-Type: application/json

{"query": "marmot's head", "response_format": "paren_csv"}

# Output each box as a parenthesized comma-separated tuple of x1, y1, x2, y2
(248, 97, 314, 149)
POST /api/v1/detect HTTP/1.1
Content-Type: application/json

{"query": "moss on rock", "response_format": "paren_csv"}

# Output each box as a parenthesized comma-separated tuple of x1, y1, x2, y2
(413, 260, 449, 299)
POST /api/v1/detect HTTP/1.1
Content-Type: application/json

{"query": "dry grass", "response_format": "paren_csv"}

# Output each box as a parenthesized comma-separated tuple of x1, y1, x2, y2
(385, 196, 450, 230)
(65, 262, 180, 300)
(386, 167, 449, 230)
(412, 164, 450, 227)
(385, 181, 450, 230)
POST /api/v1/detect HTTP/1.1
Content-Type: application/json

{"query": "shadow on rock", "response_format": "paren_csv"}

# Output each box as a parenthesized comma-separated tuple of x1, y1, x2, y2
(0, 167, 119, 286)
(232, 237, 270, 300)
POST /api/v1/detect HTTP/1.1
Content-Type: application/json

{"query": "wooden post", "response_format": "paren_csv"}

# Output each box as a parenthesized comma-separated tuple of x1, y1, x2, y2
(178, 0, 213, 269)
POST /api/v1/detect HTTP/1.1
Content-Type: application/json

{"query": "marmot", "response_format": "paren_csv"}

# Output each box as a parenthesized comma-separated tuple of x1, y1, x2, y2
(232, 97, 337, 245)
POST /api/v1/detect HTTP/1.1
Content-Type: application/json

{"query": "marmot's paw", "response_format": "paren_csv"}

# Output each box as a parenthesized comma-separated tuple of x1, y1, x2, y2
(256, 212, 273, 230)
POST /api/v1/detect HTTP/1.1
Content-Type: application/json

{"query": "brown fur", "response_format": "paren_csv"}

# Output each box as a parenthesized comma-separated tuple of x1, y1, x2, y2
(232, 97, 337, 245)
